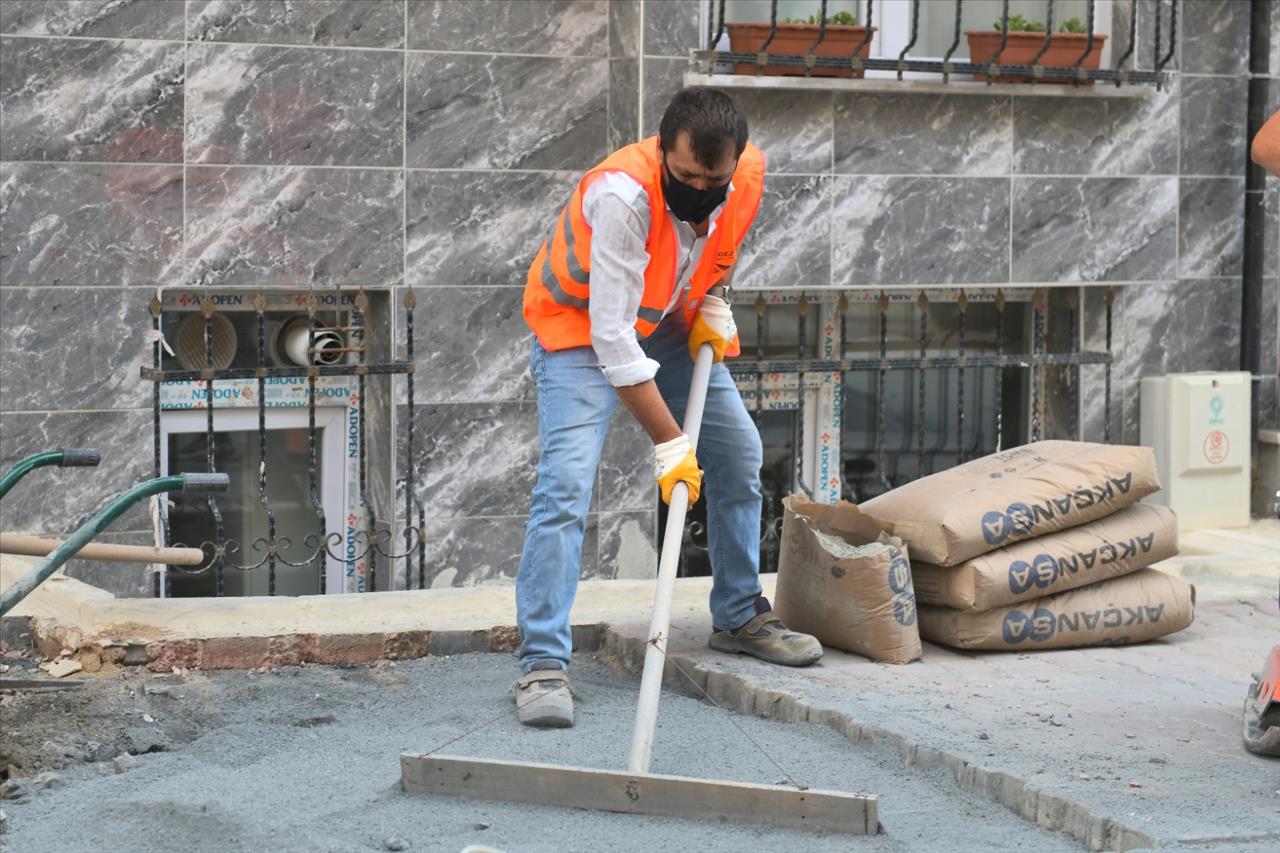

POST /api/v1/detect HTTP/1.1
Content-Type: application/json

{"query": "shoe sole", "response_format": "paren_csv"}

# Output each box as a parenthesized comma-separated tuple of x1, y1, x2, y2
(708, 633, 823, 667)
(518, 710, 574, 728)
(516, 693, 575, 728)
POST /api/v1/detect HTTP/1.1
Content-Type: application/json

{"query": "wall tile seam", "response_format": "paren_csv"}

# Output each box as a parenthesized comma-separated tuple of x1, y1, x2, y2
(0, 278, 1186, 292)
(0, 408, 154, 415)
(412, 511, 652, 522)
(0, 161, 585, 175)
(0, 33, 628, 60)
(2, 160, 1228, 181)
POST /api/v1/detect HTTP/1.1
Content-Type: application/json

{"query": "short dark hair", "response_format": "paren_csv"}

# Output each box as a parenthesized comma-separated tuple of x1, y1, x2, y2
(658, 88, 748, 169)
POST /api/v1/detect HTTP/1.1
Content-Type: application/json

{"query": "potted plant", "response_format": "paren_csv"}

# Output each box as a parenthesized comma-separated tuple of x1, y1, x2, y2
(966, 16, 1107, 84)
(726, 10, 877, 79)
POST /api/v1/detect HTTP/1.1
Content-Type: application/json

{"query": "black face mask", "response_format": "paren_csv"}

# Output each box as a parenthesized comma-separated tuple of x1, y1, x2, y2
(662, 157, 732, 224)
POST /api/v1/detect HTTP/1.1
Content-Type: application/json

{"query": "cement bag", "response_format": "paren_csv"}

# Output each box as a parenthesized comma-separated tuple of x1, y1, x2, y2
(861, 441, 1160, 567)
(917, 569, 1194, 651)
(773, 494, 922, 664)
(911, 504, 1179, 611)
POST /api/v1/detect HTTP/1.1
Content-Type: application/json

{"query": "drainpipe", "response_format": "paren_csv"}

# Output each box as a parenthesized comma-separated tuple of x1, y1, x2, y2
(1243, 0, 1271, 465)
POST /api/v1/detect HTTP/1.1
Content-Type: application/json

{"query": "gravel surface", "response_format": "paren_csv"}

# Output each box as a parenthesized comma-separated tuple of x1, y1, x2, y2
(1, 651, 1090, 853)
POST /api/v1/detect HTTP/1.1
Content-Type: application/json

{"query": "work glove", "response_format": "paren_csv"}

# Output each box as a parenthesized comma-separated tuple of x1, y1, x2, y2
(688, 294, 740, 363)
(654, 433, 702, 505)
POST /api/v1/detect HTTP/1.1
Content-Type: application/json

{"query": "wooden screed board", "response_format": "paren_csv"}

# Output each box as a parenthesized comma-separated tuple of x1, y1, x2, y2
(401, 754, 878, 834)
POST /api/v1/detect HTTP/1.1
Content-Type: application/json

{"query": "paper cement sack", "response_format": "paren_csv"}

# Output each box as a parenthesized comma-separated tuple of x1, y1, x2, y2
(860, 441, 1160, 566)
(917, 569, 1194, 651)
(911, 504, 1179, 611)
(773, 494, 922, 664)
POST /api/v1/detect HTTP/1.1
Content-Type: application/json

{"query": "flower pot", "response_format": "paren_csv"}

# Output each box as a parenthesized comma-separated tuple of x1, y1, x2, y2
(726, 23, 876, 79)
(965, 31, 1107, 84)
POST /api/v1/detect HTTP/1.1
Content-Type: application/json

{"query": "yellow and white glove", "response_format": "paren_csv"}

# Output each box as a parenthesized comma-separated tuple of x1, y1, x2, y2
(688, 294, 740, 363)
(654, 433, 702, 505)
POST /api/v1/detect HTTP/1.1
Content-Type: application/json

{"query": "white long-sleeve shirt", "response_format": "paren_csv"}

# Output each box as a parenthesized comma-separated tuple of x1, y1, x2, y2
(581, 172, 732, 387)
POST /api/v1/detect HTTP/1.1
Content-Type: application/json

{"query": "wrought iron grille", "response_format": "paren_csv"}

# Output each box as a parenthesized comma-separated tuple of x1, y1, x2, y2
(142, 288, 424, 597)
(668, 286, 1115, 577)
(700, 0, 1175, 88)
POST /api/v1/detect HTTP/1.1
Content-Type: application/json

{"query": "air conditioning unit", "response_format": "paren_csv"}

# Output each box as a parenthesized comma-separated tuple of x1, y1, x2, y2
(1140, 371, 1252, 530)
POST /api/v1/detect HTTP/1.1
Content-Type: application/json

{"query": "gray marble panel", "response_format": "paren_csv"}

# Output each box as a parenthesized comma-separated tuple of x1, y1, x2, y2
(0, 162, 182, 286)
(1263, 276, 1279, 377)
(0, 37, 183, 163)
(398, 286, 534, 404)
(598, 407, 654, 511)
(738, 175, 830, 289)
(1012, 78, 1178, 176)
(737, 90, 831, 175)
(0, 288, 150, 412)
(1180, 0, 1247, 75)
(0, 0, 183, 39)
(402, 402, 540, 518)
(185, 165, 402, 287)
(1180, 76, 1247, 177)
(831, 177, 1009, 286)
(0, 410, 154, 534)
(597, 510, 656, 579)
(63, 529, 155, 598)
(609, 58, 641, 150)
(405, 169, 575, 287)
(1269, 184, 1279, 280)
(418, 515, 533, 588)
(188, 0, 405, 48)
(1274, 0, 1280, 80)
(609, 0, 641, 57)
(641, 56, 688, 138)
(1078, 286, 1125, 444)
(405, 53, 608, 170)
(835, 93, 1010, 176)
(1117, 279, 1243, 444)
(1178, 178, 1243, 279)
(408, 0, 607, 55)
(185, 42, 403, 167)
(643, 0, 699, 57)
(1012, 177, 1177, 282)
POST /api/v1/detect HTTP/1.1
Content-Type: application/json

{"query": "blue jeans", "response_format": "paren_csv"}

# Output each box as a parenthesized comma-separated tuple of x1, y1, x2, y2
(516, 314, 765, 673)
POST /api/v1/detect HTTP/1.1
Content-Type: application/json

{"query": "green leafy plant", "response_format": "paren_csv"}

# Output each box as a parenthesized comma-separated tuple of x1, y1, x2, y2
(781, 10, 860, 26)
(992, 14, 1090, 34)
(993, 14, 1045, 32)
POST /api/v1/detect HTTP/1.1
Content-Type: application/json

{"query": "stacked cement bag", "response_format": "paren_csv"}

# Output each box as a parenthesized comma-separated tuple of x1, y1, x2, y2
(862, 441, 1196, 652)
(774, 494, 922, 664)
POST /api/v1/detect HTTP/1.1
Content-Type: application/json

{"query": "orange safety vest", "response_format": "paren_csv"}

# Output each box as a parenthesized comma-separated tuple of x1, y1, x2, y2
(523, 136, 765, 354)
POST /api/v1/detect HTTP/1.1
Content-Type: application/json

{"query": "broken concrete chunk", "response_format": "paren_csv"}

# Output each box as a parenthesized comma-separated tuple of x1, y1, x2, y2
(125, 727, 168, 755)
(31, 771, 63, 790)
(38, 658, 82, 678)
(112, 753, 139, 774)
(383, 839, 409, 851)
(0, 779, 30, 801)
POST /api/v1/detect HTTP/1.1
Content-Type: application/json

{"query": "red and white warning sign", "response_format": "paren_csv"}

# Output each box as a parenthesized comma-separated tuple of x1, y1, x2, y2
(1203, 429, 1229, 464)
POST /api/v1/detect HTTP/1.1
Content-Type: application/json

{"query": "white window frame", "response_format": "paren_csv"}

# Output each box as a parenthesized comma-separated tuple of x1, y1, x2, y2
(158, 406, 348, 596)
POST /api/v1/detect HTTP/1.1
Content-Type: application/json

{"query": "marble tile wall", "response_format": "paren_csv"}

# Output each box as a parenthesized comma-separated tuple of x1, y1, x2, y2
(0, 0, 1272, 596)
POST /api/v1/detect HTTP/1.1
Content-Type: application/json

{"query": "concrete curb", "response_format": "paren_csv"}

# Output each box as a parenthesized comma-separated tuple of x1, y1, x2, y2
(596, 627, 1158, 853)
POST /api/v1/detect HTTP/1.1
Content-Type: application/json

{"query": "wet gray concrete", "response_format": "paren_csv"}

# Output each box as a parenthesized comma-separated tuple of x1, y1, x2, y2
(2, 653, 1090, 853)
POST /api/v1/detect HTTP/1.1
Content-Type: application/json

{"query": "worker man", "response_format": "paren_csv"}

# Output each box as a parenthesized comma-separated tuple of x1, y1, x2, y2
(515, 88, 823, 728)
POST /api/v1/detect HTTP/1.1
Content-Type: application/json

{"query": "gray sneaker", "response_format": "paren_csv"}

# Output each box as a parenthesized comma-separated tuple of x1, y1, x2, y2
(709, 609, 823, 667)
(514, 669, 574, 728)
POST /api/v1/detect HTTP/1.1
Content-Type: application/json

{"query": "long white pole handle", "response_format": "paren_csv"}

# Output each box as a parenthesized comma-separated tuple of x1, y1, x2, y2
(626, 343, 715, 775)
